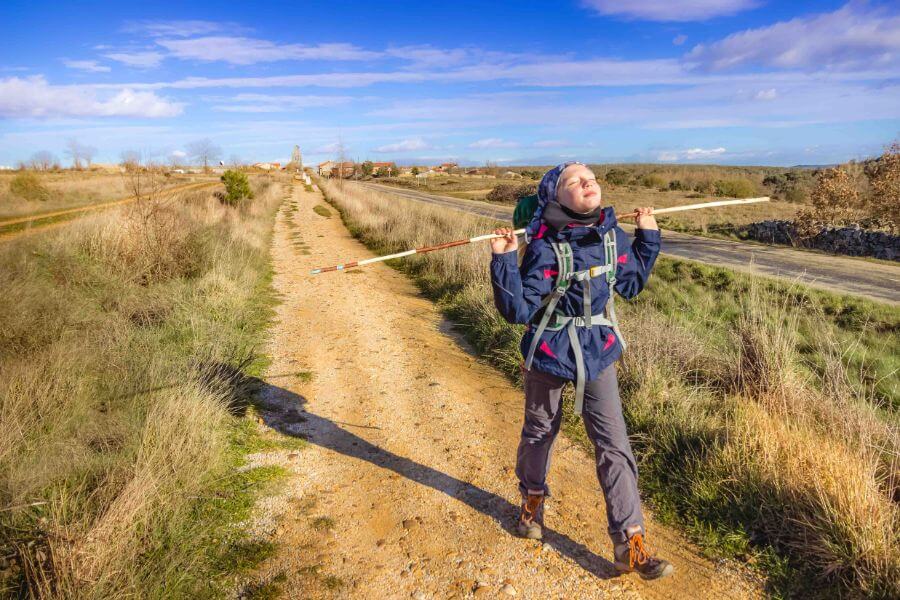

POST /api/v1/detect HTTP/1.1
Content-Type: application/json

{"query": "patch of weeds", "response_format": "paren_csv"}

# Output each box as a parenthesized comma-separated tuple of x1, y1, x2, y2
(295, 370, 315, 382)
(240, 571, 288, 600)
(322, 575, 344, 590)
(311, 516, 335, 532)
(312, 205, 332, 218)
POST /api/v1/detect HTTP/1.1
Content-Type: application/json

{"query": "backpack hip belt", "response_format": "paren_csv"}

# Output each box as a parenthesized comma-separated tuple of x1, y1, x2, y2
(523, 230, 626, 414)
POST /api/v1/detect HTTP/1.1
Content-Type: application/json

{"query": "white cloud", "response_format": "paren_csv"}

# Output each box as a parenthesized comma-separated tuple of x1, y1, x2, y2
(0, 76, 183, 118)
(658, 147, 727, 161)
(157, 36, 380, 64)
(374, 138, 431, 152)
(104, 51, 165, 68)
(211, 93, 355, 112)
(469, 138, 518, 148)
(532, 139, 567, 148)
(171, 149, 187, 157)
(686, 2, 900, 72)
(754, 88, 777, 100)
(314, 142, 346, 154)
(63, 59, 110, 73)
(582, 0, 758, 22)
(672, 34, 688, 46)
(123, 20, 233, 38)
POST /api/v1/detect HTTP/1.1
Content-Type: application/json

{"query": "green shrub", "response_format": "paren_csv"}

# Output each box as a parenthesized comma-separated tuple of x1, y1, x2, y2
(641, 174, 666, 189)
(604, 168, 631, 186)
(9, 172, 51, 202)
(714, 178, 756, 198)
(220, 170, 254, 206)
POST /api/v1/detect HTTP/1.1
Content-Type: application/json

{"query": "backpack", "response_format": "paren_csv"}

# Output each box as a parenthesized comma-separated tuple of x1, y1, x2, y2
(515, 193, 626, 414)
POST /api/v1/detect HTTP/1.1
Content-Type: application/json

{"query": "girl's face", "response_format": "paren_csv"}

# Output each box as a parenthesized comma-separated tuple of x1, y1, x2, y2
(556, 164, 602, 213)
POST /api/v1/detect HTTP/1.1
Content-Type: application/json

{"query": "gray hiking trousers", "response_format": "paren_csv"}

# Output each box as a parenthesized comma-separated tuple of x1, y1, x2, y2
(516, 364, 644, 543)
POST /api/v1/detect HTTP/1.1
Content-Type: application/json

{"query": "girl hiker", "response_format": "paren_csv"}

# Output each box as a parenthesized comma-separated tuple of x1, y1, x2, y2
(489, 162, 672, 580)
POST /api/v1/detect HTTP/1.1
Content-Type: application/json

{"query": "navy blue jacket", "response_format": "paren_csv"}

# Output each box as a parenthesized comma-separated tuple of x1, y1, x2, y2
(489, 207, 661, 381)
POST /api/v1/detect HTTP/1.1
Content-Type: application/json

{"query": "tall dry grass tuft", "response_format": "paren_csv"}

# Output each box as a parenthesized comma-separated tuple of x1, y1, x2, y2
(321, 178, 900, 597)
(0, 177, 283, 598)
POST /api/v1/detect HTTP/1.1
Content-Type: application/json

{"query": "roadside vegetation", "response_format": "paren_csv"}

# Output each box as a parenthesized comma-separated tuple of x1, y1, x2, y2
(320, 179, 899, 598)
(371, 143, 898, 244)
(0, 176, 301, 597)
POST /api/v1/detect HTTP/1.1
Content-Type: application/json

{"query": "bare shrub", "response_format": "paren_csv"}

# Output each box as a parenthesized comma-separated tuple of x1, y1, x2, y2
(866, 142, 900, 231)
(486, 183, 537, 204)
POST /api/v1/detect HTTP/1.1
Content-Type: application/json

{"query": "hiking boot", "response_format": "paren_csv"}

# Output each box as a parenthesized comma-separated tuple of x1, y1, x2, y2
(515, 493, 544, 539)
(613, 532, 674, 580)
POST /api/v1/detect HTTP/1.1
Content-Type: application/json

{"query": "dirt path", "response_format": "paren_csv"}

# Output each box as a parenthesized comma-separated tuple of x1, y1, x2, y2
(356, 181, 900, 306)
(245, 183, 762, 599)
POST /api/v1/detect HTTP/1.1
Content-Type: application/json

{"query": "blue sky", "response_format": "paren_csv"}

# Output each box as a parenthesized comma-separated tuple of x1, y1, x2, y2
(1, 0, 898, 167)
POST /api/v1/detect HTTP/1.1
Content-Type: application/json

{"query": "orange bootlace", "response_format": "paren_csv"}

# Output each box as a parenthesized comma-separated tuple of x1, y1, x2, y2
(628, 533, 652, 569)
(522, 495, 543, 522)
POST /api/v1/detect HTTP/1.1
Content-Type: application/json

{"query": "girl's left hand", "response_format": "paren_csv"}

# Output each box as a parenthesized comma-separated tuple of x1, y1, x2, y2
(634, 207, 658, 230)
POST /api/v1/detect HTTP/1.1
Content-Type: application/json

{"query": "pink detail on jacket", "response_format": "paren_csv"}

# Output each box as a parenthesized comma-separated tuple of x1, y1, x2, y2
(535, 223, 548, 239)
(603, 333, 616, 350)
(539, 341, 557, 358)
(617, 254, 628, 264)
(543, 268, 559, 279)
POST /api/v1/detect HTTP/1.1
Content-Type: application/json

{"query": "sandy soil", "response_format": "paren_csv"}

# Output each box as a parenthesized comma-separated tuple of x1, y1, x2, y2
(242, 183, 763, 599)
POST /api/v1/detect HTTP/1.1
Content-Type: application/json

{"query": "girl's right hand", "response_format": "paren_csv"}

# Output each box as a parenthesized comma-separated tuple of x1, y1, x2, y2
(490, 227, 518, 254)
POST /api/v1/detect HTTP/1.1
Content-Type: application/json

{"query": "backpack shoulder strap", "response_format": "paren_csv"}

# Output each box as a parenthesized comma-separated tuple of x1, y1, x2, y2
(524, 240, 572, 370)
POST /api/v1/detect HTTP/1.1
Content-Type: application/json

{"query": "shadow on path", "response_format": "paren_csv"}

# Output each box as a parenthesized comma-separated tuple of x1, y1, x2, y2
(251, 377, 619, 580)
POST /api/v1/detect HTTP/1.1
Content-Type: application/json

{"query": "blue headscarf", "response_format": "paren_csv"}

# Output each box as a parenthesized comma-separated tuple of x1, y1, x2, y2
(525, 161, 584, 240)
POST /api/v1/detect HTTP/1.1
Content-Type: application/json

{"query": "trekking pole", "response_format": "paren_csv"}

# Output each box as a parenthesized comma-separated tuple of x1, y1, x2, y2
(310, 196, 769, 274)
(618, 196, 769, 219)
(310, 230, 526, 274)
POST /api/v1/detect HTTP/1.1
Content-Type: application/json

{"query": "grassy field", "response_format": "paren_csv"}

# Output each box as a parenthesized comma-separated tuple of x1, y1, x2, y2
(0, 170, 211, 221)
(375, 172, 801, 237)
(319, 179, 899, 599)
(0, 176, 303, 598)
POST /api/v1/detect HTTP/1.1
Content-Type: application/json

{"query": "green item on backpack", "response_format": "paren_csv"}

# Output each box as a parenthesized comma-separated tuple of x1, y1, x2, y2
(513, 194, 539, 229)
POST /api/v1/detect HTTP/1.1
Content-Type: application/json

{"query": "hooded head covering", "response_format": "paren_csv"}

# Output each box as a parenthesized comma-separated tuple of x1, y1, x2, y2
(525, 161, 584, 240)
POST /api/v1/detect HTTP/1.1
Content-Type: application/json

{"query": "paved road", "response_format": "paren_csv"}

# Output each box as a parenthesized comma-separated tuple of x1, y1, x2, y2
(355, 182, 900, 306)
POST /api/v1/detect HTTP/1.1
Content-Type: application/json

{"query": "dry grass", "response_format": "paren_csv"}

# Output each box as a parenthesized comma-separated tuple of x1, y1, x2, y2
(321, 178, 899, 597)
(376, 173, 799, 235)
(0, 177, 285, 598)
(0, 170, 209, 221)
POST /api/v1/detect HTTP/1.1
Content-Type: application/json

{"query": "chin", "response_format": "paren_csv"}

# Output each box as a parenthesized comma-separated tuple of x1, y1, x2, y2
(581, 197, 602, 212)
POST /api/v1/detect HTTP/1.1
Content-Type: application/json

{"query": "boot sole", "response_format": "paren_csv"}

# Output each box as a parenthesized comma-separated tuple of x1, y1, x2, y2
(515, 524, 542, 540)
(613, 561, 674, 580)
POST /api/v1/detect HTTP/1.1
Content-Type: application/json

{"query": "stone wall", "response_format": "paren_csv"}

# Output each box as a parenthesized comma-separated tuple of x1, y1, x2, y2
(741, 220, 899, 261)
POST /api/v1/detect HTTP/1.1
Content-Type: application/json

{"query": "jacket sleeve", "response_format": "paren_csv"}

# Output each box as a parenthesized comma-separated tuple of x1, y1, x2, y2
(490, 244, 553, 325)
(613, 227, 661, 300)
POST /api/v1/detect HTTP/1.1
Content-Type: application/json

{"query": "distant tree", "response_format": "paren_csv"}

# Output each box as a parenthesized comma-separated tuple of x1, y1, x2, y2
(361, 161, 374, 177)
(29, 150, 58, 171)
(411, 166, 420, 176)
(228, 154, 244, 168)
(187, 138, 222, 172)
(120, 150, 142, 172)
(65, 138, 96, 169)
